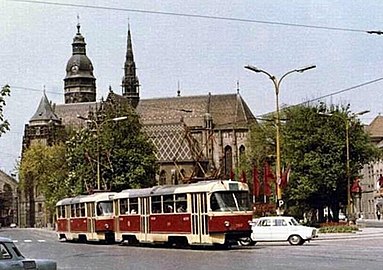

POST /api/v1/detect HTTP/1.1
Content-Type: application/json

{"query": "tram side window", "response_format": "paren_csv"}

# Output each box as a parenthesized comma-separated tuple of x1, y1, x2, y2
(97, 201, 113, 216)
(120, 199, 129, 215)
(57, 206, 66, 218)
(151, 196, 162, 213)
(163, 195, 174, 213)
(71, 204, 76, 217)
(130, 198, 139, 214)
(80, 203, 85, 217)
(175, 194, 187, 213)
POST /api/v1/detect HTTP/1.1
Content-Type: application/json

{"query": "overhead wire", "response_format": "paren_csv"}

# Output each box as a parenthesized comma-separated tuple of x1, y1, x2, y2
(8, 0, 378, 34)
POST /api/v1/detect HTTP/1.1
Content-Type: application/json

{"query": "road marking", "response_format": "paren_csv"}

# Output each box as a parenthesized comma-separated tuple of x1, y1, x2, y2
(12, 239, 49, 243)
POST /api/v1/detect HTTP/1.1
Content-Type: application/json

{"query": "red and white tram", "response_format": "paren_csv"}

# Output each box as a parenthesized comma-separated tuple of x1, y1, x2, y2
(113, 180, 253, 247)
(56, 192, 116, 243)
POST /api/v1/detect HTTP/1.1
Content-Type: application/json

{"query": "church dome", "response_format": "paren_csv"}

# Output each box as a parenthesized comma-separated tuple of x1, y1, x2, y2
(65, 54, 95, 79)
(64, 23, 95, 80)
(63, 23, 96, 104)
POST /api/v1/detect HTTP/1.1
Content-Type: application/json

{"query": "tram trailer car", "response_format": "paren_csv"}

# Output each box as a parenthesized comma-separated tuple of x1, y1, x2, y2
(56, 192, 116, 243)
(114, 180, 253, 247)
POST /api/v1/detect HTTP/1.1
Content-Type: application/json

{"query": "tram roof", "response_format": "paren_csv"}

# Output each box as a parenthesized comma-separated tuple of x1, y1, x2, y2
(56, 192, 116, 206)
(113, 180, 248, 199)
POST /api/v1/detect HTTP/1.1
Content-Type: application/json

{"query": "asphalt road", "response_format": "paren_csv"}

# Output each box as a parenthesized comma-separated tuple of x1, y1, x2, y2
(1, 228, 383, 270)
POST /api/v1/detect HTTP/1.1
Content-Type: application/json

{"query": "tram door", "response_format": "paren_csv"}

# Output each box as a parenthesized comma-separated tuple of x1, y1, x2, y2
(88, 203, 95, 234)
(191, 193, 208, 244)
(140, 197, 150, 242)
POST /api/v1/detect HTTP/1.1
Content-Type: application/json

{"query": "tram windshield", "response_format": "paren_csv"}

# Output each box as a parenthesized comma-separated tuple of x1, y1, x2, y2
(96, 201, 113, 216)
(210, 191, 251, 212)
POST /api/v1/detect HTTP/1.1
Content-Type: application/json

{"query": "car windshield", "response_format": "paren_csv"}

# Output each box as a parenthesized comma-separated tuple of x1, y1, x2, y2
(97, 201, 113, 216)
(210, 191, 251, 212)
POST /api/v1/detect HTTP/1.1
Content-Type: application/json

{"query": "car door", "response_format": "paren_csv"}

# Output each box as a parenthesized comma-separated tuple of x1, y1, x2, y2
(252, 218, 273, 241)
(270, 218, 289, 241)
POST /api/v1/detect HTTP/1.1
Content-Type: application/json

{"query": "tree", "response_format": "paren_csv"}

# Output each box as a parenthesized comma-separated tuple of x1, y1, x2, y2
(67, 98, 158, 193)
(282, 104, 380, 222)
(0, 84, 11, 137)
(18, 142, 69, 223)
(243, 119, 277, 203)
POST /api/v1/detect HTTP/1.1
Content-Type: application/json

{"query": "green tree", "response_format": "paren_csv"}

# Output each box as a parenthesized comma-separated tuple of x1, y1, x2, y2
(67, 99, 158, 193)
(282, 104, 380, 221)
(0, 84, 11, 136)
(243, 118, 277, 201)
(19, 142, 69, 221)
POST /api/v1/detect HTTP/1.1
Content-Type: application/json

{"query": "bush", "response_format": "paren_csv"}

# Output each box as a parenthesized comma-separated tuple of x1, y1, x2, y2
(318, 225, 359, 233)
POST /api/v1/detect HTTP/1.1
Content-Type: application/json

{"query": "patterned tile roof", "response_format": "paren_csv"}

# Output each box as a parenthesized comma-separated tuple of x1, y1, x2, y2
(136, 93, 256, 128)
(52, 92, 255, 162)
(143, 123, 194, 161)
(54, 92, 255, 129)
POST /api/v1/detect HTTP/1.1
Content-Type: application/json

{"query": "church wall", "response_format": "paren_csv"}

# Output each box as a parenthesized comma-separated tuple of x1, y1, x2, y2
(0, 171, 18, 226)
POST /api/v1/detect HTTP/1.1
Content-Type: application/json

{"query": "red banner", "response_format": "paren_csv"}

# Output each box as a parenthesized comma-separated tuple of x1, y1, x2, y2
(253, 166, 260, 197)
(263, 162, 274, 196)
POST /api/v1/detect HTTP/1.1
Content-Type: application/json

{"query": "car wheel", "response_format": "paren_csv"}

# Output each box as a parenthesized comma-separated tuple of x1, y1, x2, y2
(288, 235, 303, 245)
(238, 237, 256, 246)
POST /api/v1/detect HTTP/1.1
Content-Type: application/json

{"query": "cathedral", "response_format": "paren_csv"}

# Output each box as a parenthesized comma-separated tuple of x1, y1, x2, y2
(20, 23, 256, 227)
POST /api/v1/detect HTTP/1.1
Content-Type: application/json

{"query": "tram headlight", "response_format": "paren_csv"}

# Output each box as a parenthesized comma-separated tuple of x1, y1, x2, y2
(104, 223, 110, 230)
(224, 221, 231, 228)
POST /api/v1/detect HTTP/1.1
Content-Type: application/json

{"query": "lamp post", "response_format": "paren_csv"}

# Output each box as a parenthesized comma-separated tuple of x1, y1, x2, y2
(77, 115, 128, 190)
(245, 64, 316, 214)
(321, 110, 369, 219)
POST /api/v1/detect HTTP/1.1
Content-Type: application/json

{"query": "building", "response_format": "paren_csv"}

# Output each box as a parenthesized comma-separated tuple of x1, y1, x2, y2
(19, 23, 256, 227)
(359, 115, 383, 219)
(0, 170, 18, 226)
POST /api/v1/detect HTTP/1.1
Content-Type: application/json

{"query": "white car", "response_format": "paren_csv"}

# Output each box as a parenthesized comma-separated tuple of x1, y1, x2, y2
(239, 216, 318, 246)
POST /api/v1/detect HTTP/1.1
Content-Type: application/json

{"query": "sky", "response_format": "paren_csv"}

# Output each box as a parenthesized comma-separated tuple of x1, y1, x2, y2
(1, 0, 383, 175)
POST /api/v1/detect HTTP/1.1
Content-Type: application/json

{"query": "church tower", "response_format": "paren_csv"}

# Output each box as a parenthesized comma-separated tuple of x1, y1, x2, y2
(121, 25, 140, 108)
(64, 23, 96, 104)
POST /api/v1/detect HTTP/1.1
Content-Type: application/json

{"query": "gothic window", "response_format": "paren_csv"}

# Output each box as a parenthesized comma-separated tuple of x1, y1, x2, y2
(159, 170, 166, 185)
(239, 145, 246, 165)
(224, 145, 233, 179)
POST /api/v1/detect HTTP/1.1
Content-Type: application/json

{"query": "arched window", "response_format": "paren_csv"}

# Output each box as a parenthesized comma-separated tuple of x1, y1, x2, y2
(224, 145, 233, 179)
(239, 145, 246, 165)
(159, 170, 167, 185)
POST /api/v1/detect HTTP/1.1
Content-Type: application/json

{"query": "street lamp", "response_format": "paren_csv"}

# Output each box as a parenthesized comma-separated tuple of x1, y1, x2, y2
(77, 115, 128, 190)
(320, 110, 369, 220)
(245, 64, 316, 214)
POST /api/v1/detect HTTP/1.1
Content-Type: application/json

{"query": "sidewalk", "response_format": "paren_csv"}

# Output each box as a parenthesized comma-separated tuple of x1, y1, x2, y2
(356, 218, 383, 228)
(317, 227, 383, 240)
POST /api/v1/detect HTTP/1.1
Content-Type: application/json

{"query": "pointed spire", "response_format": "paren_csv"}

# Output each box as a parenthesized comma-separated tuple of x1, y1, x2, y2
(122, 23, 140, 108)
(77, 14, 81, 33)
(126, 24, 134, 62)
(30, 90, 60, 125)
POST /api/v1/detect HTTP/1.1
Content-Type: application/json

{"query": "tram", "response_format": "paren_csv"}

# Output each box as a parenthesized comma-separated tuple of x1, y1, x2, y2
(55, 180, 253, 247)
(56, 192, 116, 243)
(114, 180, 253, 247)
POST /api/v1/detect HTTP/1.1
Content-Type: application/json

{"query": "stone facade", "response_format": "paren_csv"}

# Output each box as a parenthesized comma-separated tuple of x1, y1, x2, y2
(0, 170, 18, 226)
(359, 116, 383, 220)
